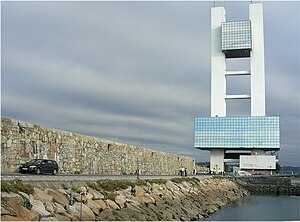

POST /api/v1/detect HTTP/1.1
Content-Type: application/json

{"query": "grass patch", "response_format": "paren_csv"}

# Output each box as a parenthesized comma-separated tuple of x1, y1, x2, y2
(87, 180, 147, 192)
(146, 179, 167, 185)
(171, 177, 199, 184)
(86, 178, 202, 194)
(104, 191, 118, 200)
(1, 179, 34, 195)
(212, 175, 227, 180)
(86, 181, 99, 191)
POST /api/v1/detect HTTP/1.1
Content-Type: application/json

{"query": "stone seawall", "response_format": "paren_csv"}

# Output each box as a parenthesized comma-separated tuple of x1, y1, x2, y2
(233, 177, 300, 196)
(240, 184, 300, 196)
(1, 178, 250, 221)
(1, 117, 195, 175)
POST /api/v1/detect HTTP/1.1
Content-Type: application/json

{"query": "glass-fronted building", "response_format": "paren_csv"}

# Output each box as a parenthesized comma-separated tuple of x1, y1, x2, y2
(203, 4, 279, 174)
(221, 20, 252, 58)
(194, 116, 280, 150)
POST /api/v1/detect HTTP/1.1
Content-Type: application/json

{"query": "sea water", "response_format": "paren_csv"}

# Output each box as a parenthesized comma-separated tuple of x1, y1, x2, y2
(202, 195, 300, 221)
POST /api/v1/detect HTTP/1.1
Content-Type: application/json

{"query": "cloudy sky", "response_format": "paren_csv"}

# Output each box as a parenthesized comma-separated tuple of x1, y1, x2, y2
(1, 1, 299, 166)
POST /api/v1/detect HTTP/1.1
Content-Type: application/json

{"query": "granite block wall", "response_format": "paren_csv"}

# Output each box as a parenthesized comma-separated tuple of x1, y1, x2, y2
(1, 117, 195, 175)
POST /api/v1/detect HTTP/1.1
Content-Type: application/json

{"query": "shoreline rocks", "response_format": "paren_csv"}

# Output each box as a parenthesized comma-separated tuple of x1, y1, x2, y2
(1, 178, 250, 221)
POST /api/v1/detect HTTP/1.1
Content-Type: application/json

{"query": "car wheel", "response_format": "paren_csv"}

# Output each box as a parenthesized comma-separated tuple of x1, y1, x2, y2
(36, 168, 41, 175)
(52, 169, 57, 175)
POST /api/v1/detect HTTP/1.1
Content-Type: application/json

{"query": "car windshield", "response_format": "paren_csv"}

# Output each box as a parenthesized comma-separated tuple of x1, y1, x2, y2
(27, 159, 42, 164)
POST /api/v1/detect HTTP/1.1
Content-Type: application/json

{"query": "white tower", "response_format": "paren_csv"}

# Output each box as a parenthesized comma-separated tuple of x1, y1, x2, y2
(195, 2, 279, 175)
(210, 3, 266, 173)
(250, 3, 266, 116)
(211, 3, 265, 117)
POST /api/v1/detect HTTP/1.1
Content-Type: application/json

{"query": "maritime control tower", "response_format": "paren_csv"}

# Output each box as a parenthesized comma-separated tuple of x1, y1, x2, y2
(194, 3, 280, 174)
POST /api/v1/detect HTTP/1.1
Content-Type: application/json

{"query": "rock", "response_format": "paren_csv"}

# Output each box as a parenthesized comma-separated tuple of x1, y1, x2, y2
(113, 209, 131, 221)
(180, 215, 190, 221)
(125, 203, 143, 214)
(1, 192, 24, 206)
(140, 206, 159, 221)
(118, 207, 134, 218)
(1, 199, 39, 221)
(77, 186, 87, 194)
(66, 205, 78, 214)
(164, 196, 178, 206)
(74, 192, 93, 202)
(54, 213, 71, 221)
(18, 191, 30, 201)
(150, 183, 162, 194)
(169, 203, 184, 216)
(156, 202, 167, 211)
(150, 194, 165, 206)
(133, 194, 155, 206)
(165, 206, 181, 220)
(133, 186, 145, 197)
(45, 201, 55, 213)
(147, 203, 160, 216)
(215, 200, 226, 207)
(1, 205, 16, 216)
(126, 198, 142, 207)
(88, 189, 104, 200)
(55, 210, 79, 221)
(2, 214, 40, 221)
(161, 209, 173, 221)
(119, 186, 132, 196)
(181, 206, 198, 220)
(97, 209, 116, 221)
(40, 217, 58, 221)
(73, 202, 95, 221)
(85, 199, 102, 215)
(54, 203, 65, 214)
(207, 204, 219, 214)
(132, 213, 147, 221)
(45, 188, 69, 207)
(165, 180, 180, 191)
(179, 185, 190, 196)
(85, 193, 94, 200)
(106, 199, 120, 210)
(144, 193, 155, 203)
(32, 187, 53, 203)
(30, 199, 51, 217)
(0, 178, 250, 221)
(94, 199, 108, 210)
(198, 214, 204, 219)
(57, 189, 68, 195)
(115, 194, 126, 209)
(73, 193, 81, 202)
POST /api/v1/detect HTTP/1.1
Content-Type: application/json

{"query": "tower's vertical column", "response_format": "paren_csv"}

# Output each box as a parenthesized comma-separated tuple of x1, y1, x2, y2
(250, 3, 266, 116)
(211, 7, 226, 117)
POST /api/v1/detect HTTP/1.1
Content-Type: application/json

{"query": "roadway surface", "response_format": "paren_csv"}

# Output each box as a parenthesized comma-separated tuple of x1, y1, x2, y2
(2, 173, 297, 182)
(1, 173, 212, 182)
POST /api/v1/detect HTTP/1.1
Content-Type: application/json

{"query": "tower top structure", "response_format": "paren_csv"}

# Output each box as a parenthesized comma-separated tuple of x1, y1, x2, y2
(211, 3, 265, 117)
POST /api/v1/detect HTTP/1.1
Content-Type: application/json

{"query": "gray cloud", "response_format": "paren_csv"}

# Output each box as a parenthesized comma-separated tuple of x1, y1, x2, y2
(1, 1, 299, 166)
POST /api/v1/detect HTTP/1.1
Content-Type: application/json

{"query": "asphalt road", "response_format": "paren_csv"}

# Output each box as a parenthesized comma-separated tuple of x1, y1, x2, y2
(1, 173, 211, 182)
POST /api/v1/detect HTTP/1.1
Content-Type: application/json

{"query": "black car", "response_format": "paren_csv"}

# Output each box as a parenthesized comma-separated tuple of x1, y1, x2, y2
(19, 159, 58, 175)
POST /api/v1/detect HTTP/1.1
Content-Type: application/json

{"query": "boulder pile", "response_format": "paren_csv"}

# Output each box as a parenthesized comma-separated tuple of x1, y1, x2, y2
(1, 178, 250, 221)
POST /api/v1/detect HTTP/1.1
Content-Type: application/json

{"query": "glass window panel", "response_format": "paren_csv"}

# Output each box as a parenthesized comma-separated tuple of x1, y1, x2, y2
(194, 116, 280, 149)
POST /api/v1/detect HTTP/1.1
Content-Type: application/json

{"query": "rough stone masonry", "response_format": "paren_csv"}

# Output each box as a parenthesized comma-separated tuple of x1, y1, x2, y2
(1, 117, 195, 175)
(1, 178, 250, 221)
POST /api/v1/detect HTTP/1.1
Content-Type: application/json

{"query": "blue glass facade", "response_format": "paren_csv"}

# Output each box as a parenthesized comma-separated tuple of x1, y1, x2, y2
(221, 20, 252, 58)
(194, 116, 280, 149)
